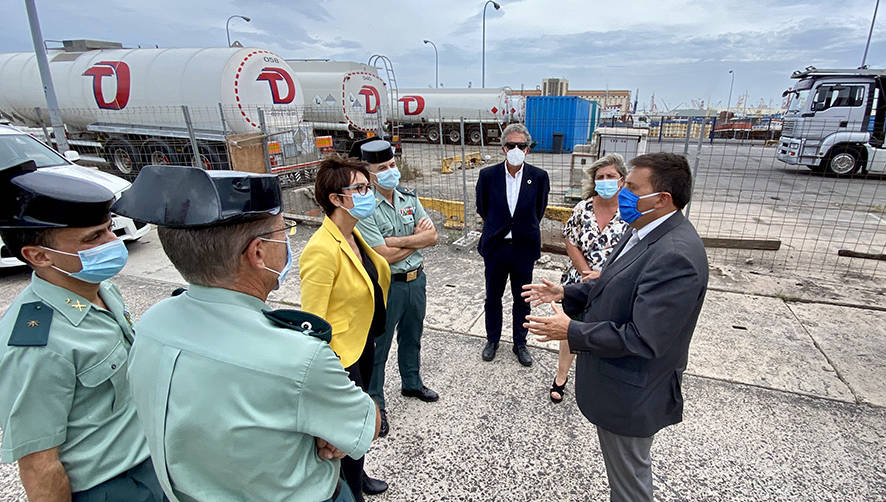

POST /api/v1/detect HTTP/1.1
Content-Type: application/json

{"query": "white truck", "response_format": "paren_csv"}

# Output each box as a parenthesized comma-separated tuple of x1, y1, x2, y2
(777, 67, 886, 176)
(0, 39, 316, 179)
(0, 123, 150, 267)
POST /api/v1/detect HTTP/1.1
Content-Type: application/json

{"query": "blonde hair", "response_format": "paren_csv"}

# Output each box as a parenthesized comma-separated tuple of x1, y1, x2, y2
(581, 153, 627, 199)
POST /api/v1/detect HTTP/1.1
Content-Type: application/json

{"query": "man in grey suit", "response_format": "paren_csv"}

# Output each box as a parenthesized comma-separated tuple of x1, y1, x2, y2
(522, 153, 708, 501)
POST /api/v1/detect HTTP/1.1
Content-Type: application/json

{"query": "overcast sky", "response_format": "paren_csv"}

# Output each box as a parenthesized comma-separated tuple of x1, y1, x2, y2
(1, 0, 883, 112)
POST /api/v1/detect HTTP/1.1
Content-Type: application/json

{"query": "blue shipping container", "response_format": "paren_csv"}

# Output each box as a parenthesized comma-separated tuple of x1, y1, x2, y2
(524, 96, 591, 153)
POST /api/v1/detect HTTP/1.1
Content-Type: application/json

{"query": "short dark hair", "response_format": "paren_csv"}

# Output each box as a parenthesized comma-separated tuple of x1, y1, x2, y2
(0, 228, 57, 263)
(314, 154, 371, 216)
(630, 153, 693, 209)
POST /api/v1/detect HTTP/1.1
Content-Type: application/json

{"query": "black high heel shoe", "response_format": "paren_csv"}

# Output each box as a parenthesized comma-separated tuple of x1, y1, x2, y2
(549, 376, 568, 403)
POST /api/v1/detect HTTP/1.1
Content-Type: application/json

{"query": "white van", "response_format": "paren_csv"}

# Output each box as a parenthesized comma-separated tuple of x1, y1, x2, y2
(0, 124, 150, 268)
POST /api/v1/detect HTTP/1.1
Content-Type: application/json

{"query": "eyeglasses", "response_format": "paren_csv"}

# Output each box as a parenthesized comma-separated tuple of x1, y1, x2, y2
(241, 221, 297, 253)
(340, 183, 373, 196)
(504, 142, 528, 150)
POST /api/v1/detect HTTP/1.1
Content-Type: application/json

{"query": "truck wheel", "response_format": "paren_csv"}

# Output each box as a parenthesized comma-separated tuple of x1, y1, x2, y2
(468, 128, 483, 145)
(184, 143, 222, 170)
(426, 128, 441, 143)
(104, 138, 139, 177)
(825, 147, 861, 176)
(447, 129, 461, 144)
(141, 139, 174, 166)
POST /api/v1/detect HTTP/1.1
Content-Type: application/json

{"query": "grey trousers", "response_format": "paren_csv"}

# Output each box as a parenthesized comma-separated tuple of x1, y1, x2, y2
(596, 427, 655, 502)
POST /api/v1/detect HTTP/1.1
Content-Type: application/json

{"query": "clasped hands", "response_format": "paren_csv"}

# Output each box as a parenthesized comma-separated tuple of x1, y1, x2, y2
(521, 279, 571, 342)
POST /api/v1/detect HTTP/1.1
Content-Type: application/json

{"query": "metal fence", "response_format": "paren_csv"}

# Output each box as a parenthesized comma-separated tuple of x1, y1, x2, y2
(16, 105, 884, 279)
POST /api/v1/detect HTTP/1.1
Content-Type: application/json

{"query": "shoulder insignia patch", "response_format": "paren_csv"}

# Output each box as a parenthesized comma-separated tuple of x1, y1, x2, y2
(8, 302, 53, 347)
(262, 309, 332, 343)
(171, 288, 187, 297)
(396, 185, 416, 197)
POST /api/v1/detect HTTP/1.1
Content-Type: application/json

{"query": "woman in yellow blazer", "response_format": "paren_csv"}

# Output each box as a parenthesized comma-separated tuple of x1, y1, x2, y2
(299, 155, 391, 501)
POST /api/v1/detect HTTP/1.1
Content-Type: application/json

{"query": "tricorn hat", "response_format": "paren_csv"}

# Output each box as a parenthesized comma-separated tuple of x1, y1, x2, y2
(111, 165, 282, 228)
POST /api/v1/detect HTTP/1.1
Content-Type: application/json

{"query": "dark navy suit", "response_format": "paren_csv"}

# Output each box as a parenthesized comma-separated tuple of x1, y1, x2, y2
(475, 161, 550, 346)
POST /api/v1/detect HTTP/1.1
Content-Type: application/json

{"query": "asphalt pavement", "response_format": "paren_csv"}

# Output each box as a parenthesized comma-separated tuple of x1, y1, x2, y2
(0, 226, 883, 501)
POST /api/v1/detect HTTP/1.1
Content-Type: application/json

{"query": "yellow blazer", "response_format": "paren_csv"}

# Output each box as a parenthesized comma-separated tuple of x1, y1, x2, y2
(299, 216, 391, 368)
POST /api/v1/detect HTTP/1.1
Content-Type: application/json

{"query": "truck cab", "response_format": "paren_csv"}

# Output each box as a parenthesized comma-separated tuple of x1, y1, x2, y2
(776, 67, 886, 176)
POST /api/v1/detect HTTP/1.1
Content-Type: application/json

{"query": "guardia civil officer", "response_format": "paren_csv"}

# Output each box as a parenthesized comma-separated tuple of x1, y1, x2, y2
(354, 140, 439, 437)
(0, 161, 166, 501)
(113, 165, 379, 502)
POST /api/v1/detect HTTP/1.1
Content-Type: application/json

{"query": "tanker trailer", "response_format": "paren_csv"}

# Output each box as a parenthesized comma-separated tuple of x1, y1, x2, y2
(286, 59, 388, 151)
(0, 40, 309, 178)
(395, 87, 520, 144)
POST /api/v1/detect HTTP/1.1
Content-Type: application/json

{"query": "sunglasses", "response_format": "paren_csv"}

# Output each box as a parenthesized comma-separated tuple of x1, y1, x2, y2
(504, 142, 528, 150)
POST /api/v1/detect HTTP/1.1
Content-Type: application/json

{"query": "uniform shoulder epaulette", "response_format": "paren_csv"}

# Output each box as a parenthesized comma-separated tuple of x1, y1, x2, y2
(396, 186, 416, 197)
(262, 309, 332, 342)
(171, 288, 187, 297)
(8, 301, 53, 347)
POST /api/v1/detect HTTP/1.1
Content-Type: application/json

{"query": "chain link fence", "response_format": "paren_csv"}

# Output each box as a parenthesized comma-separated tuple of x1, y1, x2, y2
(16, 105, 884, 280)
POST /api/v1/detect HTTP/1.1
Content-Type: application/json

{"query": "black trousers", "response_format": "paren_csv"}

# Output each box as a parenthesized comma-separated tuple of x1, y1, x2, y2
(72, 458, 167, 502)
(341, 337, 375, 502)
(483, 245, 535, 346)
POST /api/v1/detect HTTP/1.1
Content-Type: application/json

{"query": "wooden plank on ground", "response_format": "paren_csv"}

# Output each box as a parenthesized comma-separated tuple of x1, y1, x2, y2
(838, 249, 886, 261)
(701, 238, 781, 250)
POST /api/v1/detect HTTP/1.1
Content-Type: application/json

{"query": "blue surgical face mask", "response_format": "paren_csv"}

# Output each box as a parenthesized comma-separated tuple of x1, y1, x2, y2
(595, 179, 620, 199)
(343, 191, 377, 220)
(260, 235, 293, 290)
(617, 188, 661, 223)
(375, 167, 401, 190)
(42, 239, 128, 284)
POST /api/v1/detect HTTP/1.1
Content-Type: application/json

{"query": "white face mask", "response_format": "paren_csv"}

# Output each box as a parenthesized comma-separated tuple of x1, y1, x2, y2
(506, 147, 525, 167)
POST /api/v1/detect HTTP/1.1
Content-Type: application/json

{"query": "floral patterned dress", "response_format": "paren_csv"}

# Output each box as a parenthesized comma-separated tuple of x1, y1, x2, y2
(561, 199, 629, 285)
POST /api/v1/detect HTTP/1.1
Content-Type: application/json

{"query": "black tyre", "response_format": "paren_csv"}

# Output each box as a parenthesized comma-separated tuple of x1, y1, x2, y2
(824, 147, 862, 176)
(468, 128, 483, 145)
(141, 139, 175, 166)
(446, 128, 461, 144)
(426, 127, 441, 143)
(104, 138, 139, 178)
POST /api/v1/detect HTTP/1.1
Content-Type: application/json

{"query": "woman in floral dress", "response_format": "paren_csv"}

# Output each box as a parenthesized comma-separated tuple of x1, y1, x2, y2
(550, 153, 629, 403)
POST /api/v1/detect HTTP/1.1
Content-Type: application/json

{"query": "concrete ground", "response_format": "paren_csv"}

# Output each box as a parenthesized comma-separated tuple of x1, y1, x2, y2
(0, 226, 884, 501)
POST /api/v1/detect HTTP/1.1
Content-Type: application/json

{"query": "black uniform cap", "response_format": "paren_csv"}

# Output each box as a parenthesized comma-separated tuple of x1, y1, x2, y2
(111, 165, 282, 228)
(360, 140, 394, 164)
(0, 160, 114, 229)
(348, 136, 384, 159)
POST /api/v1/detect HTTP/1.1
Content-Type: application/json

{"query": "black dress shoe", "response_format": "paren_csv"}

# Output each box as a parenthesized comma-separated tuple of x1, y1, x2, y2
(401, 386, 439, 402)
(482, 341, 499, 361)
(361, 473, 388, 495)
(513, 344, 533, 366)
(378, 409, 389, 437)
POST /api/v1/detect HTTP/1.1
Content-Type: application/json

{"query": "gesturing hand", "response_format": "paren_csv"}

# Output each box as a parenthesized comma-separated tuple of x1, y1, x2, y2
(521, 279, 564, 307)
(315, 437, 345, 460)
(524, 302, 571, 342)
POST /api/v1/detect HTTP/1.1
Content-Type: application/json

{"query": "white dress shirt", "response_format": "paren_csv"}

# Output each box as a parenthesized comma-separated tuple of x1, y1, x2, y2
(612, 210, 677, 262)
(504, 164, 524, 239)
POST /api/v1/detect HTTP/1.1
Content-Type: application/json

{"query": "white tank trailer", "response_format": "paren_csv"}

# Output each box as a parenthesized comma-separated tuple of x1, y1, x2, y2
(286, 60, 388, 143)
(0, 40, 306, 175)
(394, 87, 523, 144)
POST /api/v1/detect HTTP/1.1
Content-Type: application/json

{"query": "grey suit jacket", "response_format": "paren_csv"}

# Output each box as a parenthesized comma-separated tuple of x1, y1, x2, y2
(563, 211, 708, 437)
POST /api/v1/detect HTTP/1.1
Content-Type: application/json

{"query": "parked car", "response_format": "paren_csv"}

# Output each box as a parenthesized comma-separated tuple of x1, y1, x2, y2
(0, 124, 151, 268)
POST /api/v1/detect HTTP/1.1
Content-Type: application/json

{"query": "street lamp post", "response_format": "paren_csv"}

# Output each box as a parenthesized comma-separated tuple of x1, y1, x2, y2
(482, 1, 500, 88)
(862, 0, 880, 67)
(423, 40, 439, 88)
(226, 15, 251, 47)
(725, 70, 735, 122)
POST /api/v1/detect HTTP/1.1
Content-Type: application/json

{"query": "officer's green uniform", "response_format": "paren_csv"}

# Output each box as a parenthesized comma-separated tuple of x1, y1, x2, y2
(0, 274, 152, 493)
(356, 186, 428, 408)
(113, 165, 376, 502)
(127, 286, 376, 502)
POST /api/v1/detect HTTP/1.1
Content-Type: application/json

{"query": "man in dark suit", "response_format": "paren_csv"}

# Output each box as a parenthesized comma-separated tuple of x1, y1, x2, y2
(476, 123, 550, 366)
(522, 153, 708, 501)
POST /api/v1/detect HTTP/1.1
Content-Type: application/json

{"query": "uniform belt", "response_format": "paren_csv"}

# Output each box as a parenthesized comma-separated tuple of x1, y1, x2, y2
(392, 265, 423, 282)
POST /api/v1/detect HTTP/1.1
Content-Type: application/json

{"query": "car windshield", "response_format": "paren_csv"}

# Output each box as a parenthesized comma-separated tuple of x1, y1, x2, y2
(786, 89, 810, 113)
(0, 134, 67, 169)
